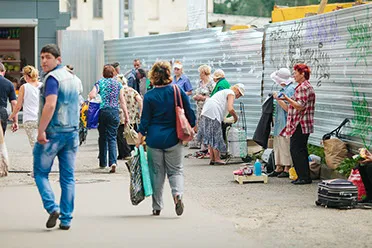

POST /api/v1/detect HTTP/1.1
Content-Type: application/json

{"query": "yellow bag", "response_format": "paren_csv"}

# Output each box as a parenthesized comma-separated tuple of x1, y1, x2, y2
(289, 167, 298, 181)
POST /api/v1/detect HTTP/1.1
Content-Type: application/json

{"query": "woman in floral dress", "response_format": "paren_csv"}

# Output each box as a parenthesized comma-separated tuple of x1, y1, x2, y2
(190, 65, 215, 151)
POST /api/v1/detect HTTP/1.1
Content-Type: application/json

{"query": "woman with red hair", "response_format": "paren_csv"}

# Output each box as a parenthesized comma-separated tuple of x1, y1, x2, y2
(280, 64, 316, 185)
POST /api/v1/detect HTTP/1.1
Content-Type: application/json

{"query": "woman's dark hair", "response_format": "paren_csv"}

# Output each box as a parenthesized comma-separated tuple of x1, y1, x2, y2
(111, 62, 120, 68)
(102, 64, 115, 78)
(40, 44, 61, 58)
(294, 63, 311, 80)
(149, 61, 172, 86)
(137, 68, 147, 78)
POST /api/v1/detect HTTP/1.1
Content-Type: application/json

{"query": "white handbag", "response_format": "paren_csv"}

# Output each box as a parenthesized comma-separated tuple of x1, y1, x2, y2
(123, 124, 138, 145)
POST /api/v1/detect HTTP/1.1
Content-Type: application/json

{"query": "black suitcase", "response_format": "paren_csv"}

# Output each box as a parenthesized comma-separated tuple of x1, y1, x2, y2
(315, 179, 358, 209)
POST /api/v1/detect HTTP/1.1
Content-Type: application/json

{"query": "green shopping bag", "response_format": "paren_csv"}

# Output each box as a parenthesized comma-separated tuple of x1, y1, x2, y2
(139, 145, 153, 197)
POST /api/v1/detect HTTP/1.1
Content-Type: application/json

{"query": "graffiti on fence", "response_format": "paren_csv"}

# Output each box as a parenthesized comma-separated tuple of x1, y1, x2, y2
(268, 19, 331, 87)
(346, 8, 372, 66)
(305, 15, 340, 45)
(349, 80, 372, 148)
(293, 48, 331, 87)
(268, 27, 286, 41)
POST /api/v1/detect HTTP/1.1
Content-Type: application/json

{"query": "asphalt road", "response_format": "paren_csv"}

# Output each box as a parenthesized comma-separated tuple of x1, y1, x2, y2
(1, 128, 371, 248)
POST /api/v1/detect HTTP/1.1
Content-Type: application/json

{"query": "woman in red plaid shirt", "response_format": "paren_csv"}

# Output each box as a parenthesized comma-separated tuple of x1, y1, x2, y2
(279, 64, 315, 185)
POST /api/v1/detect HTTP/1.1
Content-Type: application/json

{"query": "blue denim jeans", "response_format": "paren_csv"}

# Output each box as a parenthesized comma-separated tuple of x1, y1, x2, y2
(33, 131, 79, 226)
(98, 108, 120, 167)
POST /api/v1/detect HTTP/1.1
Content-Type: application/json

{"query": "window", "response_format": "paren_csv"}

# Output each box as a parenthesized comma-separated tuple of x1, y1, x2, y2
(93, 0, 103, 18)
(69, 0, 77, 18)
(124, 0, 129, 10)
(124, 32, 129, 37)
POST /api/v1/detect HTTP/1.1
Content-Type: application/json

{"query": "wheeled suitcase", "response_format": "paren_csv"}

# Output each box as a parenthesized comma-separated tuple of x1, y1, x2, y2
(227, 126, 248, 158)
(226, 102, 251, 163)
(315, 179, 358, 209)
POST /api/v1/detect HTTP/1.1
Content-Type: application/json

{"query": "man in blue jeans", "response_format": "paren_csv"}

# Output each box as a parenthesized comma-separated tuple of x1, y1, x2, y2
(34, 44, 82, 230)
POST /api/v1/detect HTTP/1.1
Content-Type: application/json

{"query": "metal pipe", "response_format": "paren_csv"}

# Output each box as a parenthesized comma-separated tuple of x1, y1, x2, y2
(119, 0, 124, 38)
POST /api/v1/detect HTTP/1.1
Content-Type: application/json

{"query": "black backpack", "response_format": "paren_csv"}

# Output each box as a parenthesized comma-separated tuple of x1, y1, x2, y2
(265, 150, 275, 173)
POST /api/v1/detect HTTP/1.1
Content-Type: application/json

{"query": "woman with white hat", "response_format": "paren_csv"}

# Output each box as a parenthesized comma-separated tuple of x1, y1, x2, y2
(197, 84, 245, 165)
(269, 68, 296, 178)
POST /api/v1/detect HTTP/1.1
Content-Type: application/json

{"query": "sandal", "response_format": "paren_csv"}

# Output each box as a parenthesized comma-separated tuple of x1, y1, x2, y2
(268, 171, 282, 177)
(209, 161, 215, 165)
(175, 195, 184, 216)
(214, 161, 226, 165)
(277, 171, 290, 178)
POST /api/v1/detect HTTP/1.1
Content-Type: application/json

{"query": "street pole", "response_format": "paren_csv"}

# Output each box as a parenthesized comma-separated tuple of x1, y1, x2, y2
(128, 0, 134, 37)
(206, 0, 208, 28)
(119, 0, 124, 38)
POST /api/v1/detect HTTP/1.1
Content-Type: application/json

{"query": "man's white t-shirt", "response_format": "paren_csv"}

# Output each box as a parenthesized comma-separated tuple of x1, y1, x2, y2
(201, 89, 235, 123)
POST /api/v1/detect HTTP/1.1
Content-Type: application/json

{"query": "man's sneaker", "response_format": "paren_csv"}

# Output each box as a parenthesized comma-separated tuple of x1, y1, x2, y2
(59, 224, 70, 230)
(46, 211, 60, 228)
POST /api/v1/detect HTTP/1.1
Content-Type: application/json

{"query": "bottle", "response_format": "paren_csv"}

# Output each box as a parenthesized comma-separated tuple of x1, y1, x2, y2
(254, 159, 262, 176)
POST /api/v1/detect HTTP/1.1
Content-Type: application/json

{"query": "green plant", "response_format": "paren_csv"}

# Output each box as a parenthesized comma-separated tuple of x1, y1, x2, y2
(336, 157, 358, 178)
(252, 150, 264, 161)
(307, 144, 325, 163)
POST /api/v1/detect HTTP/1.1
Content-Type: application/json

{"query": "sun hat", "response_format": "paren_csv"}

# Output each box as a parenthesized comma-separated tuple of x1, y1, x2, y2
(173, 62, 183, 69)
(270, 68, 293, 85)
(235, 83, 245, 96)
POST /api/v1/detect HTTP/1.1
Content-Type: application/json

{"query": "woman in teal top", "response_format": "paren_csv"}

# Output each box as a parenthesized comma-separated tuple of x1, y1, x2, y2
(89, 65, 129, 173)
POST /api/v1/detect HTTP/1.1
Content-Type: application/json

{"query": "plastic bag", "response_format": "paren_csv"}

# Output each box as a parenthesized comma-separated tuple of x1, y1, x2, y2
(124, 124, 138, 145)
(128, 150, 145, 205)
(323, 138, 348, 169)
(87, 101, 100, 129)
(348, 168, 366, 201)
(139, 145, 153, 197)
(289, 167, 298, 181)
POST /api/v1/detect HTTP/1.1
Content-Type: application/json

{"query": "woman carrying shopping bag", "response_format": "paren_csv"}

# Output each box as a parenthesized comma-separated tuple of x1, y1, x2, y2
(136, 61, 196, 216)
(89, 65, 129, 173)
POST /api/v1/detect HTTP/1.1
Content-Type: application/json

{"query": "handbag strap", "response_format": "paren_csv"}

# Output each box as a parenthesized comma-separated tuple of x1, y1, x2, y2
(173, 85, 184, 110)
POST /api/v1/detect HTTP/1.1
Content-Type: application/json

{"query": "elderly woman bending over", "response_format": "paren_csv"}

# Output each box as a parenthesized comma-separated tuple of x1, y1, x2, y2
(197, 84, 245, 165)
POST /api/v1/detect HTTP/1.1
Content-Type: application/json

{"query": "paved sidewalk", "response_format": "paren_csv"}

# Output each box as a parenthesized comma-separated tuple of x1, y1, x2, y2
(0, 178, 253, 248)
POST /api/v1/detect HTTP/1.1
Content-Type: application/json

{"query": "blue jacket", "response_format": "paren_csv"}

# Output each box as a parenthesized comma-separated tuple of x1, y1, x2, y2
(139, 85, 196, 149)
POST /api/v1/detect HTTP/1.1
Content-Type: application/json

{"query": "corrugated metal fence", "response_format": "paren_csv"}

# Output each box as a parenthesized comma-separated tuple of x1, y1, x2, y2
(56, 4, 372, 149)
(57, 30, 104, 97)
(105, 28, 264, 138)
(264, 4, 372, 149)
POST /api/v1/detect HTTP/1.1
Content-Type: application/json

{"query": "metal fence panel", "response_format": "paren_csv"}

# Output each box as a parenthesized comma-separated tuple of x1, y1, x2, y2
(264, 4, 372, 150)
(105, 28, 264, 138)
(57, 30, 104, 97)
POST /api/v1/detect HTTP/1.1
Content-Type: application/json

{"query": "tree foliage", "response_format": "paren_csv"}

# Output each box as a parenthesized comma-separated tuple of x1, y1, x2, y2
(214, 0, 360, 17)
